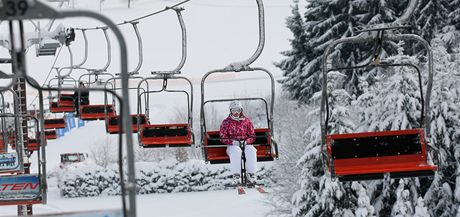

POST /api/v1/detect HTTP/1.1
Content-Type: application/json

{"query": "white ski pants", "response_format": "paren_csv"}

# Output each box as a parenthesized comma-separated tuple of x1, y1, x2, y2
(226, 144, 257, 174)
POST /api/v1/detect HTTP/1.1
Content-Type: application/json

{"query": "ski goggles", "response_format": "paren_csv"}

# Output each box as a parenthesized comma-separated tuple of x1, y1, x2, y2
(230, 108, 242, 113)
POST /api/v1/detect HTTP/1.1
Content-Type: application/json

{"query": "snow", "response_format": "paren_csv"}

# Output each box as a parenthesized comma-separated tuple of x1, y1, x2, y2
(0, 0, 292, 216)
(0, 186, 269, 217)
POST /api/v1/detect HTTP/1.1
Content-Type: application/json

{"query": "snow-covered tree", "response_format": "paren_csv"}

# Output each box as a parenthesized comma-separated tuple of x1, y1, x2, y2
(291, 71, 359, 217)
(391, 179, 415, 216)
(415, 0, 450, 43)
(266, 92, 310, 217)
(422, 39, 460, 217)
(278, 0, 406, 103)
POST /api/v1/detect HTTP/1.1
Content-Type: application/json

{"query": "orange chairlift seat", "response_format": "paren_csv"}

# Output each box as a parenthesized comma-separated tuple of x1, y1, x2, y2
(140, 123, 192, 148)
(27, 138, 39, 152)
(50, 93, 76, 113)
(44, 118, 66, 129)
(326, 129, 437, 181)
(45, 130, 57, 140)
(58, 93, 75, 107)
(0, 137, 5, 153)
(320, 27, 438, 181)
(106, 114, 149, 134)
(50, 102, 75, 113)
(203, 128, 276, 164)
(80, 104, 116, 120)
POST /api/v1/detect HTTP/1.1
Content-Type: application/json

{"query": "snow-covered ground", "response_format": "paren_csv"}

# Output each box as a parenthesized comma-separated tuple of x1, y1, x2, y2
(0, 185, 269, 217)
(0, 0, 292, 216)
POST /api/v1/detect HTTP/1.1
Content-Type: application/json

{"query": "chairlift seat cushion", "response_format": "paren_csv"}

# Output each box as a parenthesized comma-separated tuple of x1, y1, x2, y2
(50, 102, 75, 113)
(80, 105, 116, 120)
(44, 118, 66, 129)
(326, 128, 437, 181)
(27, 139, 39, 151)
(58, 94, 75, 107)
(204, 128, 274, 164)
(45, 130, 57, 140)
(140, 124, 192, 147)
(106, 114, 149, 134)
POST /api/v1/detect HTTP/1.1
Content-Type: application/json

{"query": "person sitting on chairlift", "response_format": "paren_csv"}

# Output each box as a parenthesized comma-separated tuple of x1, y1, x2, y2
(74, 82, 89, 115)
(219, 101, 257, 185)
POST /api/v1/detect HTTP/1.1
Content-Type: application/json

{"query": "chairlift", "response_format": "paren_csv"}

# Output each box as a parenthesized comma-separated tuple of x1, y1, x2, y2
(75, 27, 116, 121)
(104, 22, 151, 134)
(199, 0, 278, 167)
(44, 117, 66, 129)
(136, 9, 194, 147)
(320, 10, 438, 181)
(45, 130, 57, 140)
(80, 104, 115, 120)
(137, 75, 194, 147)
(47, 75, 77, 113)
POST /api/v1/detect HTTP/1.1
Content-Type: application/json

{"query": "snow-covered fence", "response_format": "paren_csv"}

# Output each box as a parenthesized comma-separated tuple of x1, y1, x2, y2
(58, 160, 273, 198)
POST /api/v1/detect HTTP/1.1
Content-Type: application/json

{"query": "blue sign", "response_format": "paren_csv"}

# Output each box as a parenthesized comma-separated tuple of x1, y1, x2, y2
(0, 152, 20, 172)
(67, 113, 76, 129)
(78, 118, 85, 128)
(0, 174, 41, 204)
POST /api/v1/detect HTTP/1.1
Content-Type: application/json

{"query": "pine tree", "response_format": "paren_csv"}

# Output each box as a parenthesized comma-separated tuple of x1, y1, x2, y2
(415, 0, 450, 42)
(391, 179, 415, 216)
(277, 0, 355, 103)
(291, 71, 358, 217)
(422, 39, 460, 217)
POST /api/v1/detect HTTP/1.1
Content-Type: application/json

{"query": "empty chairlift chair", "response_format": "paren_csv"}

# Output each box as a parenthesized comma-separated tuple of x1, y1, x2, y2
(80, 104, 116, 121)
(50, 93, 76, 113)
(27, 138, 39, 152)
(58, 94, 75, 107)
(50, 102, 75, 113)
(320, 23, 438, 181)
(106, 114, 149, 134)
(203, 128, 276, 164)
(45, 130, 57, 140)
(326, 129, 437, 181)
(44, 118, 66, 129)
(140, 123, 192, 148)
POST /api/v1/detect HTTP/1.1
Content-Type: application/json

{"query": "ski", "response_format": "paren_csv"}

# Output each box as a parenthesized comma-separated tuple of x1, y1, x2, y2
(237, 186, 246, 195)
(255, 186, 267, 194)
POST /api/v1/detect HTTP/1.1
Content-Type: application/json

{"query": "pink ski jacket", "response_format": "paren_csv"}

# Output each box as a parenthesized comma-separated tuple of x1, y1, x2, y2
(219, 114, 255, 145)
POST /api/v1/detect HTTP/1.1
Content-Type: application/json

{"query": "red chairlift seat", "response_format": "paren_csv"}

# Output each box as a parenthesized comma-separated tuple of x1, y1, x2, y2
(58, 93, 75, 107)
(0, 137, 4, 153)
(50, 102, 75, 113)
(79, 104, 116, 120)
(204, 128, 276, 164)
(27, 138, 39, 152)
(326, 128, 438, 181)
(44, 118, 66, 129)
(140, 123, 192, 148)
(45, 130, 57, 140)
(106, 114, 149, 134)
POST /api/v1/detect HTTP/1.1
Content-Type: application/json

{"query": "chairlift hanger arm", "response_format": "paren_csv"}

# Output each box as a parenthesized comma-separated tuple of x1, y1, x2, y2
(224, 0, 265, 71)
(151, 7, 187, 75)
(127, 22, 143, 75)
